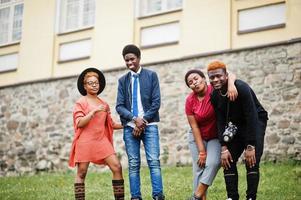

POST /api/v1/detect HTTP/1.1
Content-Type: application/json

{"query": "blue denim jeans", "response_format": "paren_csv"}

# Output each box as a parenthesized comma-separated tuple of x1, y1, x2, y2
(123, 125, 164, 199)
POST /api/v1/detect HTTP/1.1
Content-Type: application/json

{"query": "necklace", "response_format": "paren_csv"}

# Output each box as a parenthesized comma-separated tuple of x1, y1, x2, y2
(219, 90, 228, 97)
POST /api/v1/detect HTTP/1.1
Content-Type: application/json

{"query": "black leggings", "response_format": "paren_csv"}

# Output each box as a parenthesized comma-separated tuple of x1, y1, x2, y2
(223, 119, 267, 200)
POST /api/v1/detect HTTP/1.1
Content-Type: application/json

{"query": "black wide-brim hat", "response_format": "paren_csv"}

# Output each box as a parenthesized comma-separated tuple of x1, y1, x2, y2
(77, 67, 106, 96)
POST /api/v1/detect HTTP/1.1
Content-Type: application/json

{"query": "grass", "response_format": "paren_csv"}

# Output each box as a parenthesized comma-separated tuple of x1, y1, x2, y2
(0, 161, 300, 200)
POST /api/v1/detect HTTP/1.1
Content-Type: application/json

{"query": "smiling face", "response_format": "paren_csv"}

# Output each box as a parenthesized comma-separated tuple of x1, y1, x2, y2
(208, 68, 228, 90)
(124, 53, 140, 72)
(186, 73, 207, 94)
(84, 76, 100, 95)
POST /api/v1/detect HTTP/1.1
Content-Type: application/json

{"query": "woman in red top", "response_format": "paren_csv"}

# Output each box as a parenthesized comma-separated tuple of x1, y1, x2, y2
(185, 69, 237, 200)
(69, 68, 124, 200)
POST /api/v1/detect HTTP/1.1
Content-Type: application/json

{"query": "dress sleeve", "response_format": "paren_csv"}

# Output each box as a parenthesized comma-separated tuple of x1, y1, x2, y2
(73, 102, 85, 128)
(103, 103, 114, 144)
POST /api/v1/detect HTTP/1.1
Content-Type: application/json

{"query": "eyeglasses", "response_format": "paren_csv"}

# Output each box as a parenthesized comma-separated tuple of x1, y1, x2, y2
(85, 81, 99, 86)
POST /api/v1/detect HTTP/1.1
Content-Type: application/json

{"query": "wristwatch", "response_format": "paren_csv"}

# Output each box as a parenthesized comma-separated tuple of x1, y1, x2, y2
(246, 145, 255, 151)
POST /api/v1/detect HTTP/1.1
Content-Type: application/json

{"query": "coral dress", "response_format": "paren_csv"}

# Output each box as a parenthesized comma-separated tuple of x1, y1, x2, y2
(69, 96, 115, 167)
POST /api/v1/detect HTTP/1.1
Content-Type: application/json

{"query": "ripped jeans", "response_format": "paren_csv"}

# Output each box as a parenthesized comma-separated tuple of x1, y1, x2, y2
(123, 125, 164, 199)
(223, 119, 267, 200)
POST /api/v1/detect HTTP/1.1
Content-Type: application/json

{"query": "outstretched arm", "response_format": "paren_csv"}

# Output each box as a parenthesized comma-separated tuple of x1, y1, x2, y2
(112, 120, 123, 130)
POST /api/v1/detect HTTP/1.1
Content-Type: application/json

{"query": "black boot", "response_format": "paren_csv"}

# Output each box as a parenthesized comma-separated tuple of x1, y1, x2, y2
(112, 179, 124, 200)
(74, 183, 85, 200)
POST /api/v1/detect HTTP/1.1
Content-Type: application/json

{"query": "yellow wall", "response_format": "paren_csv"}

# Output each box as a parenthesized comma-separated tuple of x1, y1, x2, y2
(135, 0, 231, 63)
(0, 0, 134, 86)
(181, 0, 231, 56)
(52, 0, 135, 78)
(0, 0, 300, 87)
(134, 11, 183, 63)
(231, 0, 301, 48)
(0, 0, 56, 86)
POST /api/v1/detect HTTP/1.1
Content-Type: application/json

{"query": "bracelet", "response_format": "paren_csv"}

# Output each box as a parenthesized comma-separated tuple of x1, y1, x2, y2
(199, 152, 207, 159)
(221, 149, 229, 154)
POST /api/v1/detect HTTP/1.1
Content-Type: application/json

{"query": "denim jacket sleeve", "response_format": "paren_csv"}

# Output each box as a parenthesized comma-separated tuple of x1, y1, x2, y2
(116, 76, 134, 121)
(143, 71, 161, 122)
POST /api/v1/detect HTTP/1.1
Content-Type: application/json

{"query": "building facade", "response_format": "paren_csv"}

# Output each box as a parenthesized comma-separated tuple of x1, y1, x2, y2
(1, 0, 300, 86)
(0, 0, 301, 175)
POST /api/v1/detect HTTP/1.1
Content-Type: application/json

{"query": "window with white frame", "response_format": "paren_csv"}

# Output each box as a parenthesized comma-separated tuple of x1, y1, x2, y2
(58, 0, 95, 33)
(59, 38, 92, 62)
(238, 3, 286, 34)
(138, 0, 183, 17)
(140, 22, 180, 48)
(0, 52, 18, 72)
(0, 0, 24, 46)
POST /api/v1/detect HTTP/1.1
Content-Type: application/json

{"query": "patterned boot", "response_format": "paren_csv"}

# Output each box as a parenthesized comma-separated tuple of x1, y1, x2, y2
(112, 179, 124, 200)
(74, 183, 85, 200)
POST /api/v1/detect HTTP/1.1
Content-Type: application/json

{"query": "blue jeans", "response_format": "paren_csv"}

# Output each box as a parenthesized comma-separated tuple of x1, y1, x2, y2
(123, 125, 164, 199)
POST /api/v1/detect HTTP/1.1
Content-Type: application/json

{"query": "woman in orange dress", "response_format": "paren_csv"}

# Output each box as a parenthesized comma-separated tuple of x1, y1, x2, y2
(69, 68, 124, 200)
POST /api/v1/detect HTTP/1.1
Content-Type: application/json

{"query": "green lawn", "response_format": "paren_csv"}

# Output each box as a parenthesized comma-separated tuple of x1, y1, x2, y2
(0, 161, 300, 200)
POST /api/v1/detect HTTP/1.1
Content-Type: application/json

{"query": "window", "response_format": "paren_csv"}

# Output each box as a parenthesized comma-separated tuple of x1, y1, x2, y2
(0, 53, 18, 72)
(58, 0, 95, 33)
(0, 0, 24, 46)
(138, 0, 182, 17)
(59, 38, 92, 62)
(238, 3, 286, 34)
(140, 22, 180, 48)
